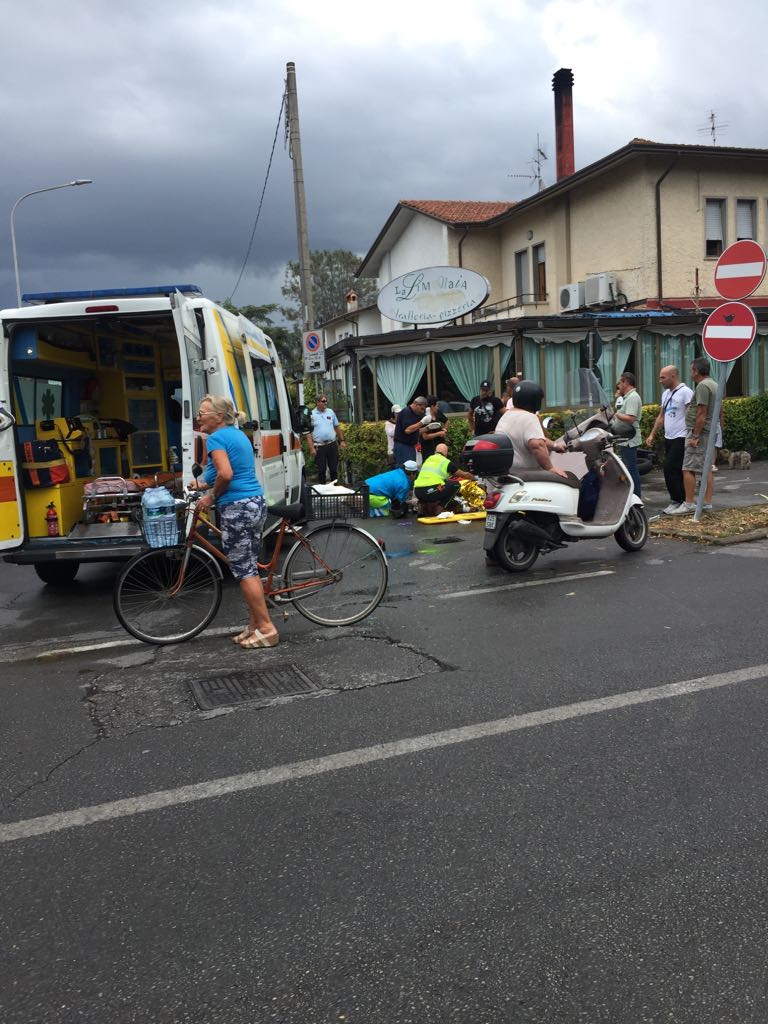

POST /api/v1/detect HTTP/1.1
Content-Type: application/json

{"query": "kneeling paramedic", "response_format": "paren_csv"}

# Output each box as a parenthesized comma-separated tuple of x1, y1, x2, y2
(414, 443, 475, 514)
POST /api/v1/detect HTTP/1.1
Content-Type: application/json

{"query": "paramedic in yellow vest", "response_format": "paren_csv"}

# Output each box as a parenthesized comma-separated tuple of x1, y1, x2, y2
(413, 443, 475, 514)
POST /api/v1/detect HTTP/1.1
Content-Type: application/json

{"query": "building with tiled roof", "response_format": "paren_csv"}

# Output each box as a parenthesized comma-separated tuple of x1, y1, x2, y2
(320, 70, 768, 421)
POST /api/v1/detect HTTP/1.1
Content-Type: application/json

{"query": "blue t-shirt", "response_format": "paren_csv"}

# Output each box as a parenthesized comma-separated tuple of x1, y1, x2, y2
(202, 425, 263, 506)
(365, 468, 411, 502)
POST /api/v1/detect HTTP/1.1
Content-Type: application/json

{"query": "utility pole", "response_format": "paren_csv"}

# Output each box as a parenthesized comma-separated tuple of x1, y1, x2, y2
(285, 62, 315, 334)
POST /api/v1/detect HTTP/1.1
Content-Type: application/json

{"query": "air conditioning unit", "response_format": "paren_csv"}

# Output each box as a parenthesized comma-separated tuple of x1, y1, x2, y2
(559, 282, 585, 312)
(584, 272, 618, 306)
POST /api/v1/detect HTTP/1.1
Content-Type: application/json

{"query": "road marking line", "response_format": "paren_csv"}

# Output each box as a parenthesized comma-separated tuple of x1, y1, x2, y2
(441, 569, 614, 599)
(3, 661, 767, 845)
(0, 625, 246, 664)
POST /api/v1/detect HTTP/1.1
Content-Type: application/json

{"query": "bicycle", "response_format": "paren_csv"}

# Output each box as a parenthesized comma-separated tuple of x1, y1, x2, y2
(113, 494, 389, 645)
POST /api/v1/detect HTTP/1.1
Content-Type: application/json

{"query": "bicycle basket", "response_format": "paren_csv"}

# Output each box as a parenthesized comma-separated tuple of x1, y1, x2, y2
(138, 500, 188, 548)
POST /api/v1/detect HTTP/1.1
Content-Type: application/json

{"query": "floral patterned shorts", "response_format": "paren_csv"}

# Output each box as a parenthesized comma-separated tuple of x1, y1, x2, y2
(219, 496, 268, 580)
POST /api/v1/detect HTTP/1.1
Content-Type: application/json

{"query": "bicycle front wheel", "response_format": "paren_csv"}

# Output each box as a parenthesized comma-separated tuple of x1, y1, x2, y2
(283, 522, 388, 626)
(114, 546, 223, 644)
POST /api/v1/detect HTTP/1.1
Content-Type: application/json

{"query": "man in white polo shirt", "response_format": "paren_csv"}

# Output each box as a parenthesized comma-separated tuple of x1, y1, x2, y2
(645, 364, 693, 514)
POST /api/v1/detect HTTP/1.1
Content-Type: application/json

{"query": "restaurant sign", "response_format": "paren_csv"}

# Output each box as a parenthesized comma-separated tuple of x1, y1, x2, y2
(377, 266, 490, 325)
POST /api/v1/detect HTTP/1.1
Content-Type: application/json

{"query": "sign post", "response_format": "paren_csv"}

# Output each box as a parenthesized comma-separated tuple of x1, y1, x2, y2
(692, 245, 764, 521)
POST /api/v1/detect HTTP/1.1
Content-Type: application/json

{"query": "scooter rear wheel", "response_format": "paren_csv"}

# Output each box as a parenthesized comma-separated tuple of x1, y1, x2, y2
(614, 506, 648, 552)
(494, 521, 540, 573)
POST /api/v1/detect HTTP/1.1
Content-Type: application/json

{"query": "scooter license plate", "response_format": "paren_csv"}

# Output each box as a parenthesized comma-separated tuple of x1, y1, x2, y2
(485, 513, 497, 530)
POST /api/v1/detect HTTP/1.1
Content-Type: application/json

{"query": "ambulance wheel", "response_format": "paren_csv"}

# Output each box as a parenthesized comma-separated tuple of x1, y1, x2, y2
(614, 506, 648, 552)
(494, 525, 539, 573)
(34, 561, 80, 585)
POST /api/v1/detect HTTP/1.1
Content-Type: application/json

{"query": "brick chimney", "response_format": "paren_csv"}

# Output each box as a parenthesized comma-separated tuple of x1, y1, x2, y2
(552, 68, 575, 180)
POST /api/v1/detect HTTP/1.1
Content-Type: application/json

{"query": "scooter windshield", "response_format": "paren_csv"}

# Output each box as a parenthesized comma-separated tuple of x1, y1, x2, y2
(558, 368, 612, 423)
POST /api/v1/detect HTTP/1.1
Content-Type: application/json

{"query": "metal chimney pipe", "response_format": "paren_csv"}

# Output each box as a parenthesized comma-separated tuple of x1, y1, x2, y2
(552, 68, 575, 181)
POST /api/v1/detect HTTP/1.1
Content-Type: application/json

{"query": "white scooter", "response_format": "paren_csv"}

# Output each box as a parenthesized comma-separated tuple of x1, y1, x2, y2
(463, 408, 648, 573)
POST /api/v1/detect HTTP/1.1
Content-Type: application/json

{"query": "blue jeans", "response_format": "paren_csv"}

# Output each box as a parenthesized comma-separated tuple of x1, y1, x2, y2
(619, 445, 641, 497)
(393, 441, 417, 468)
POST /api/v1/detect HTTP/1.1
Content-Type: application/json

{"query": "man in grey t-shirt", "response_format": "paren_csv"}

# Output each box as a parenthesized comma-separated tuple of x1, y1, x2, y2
(614, 371, 643, 496)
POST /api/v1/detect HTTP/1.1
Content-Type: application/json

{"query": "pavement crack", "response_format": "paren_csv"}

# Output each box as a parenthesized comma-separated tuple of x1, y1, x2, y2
(2, 735, 102, 810)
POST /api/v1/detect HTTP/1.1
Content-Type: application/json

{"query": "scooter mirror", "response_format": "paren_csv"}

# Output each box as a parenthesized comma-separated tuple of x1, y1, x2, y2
(541, 416, 555, 430)
(192, 463, 203, 478)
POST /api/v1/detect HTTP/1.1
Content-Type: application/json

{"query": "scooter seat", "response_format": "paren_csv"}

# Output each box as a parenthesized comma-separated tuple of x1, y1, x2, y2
(507, 469, 581, 489)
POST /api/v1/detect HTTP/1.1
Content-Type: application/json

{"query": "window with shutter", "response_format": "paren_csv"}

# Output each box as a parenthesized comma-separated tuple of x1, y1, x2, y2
(705, 199, 725, 257)
(736, 199, 756, 240)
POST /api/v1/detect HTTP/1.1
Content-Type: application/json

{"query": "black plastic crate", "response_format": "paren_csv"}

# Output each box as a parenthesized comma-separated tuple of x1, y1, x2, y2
(306, 483, 370, 520)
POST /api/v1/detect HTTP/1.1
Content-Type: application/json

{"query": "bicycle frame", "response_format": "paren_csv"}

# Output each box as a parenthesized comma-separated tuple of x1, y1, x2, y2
(172, 501, 341, 603)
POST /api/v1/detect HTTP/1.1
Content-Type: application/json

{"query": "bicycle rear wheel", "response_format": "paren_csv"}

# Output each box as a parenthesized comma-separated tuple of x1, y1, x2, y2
(283, 522, 388, 626)
(114, 546, 223, 644)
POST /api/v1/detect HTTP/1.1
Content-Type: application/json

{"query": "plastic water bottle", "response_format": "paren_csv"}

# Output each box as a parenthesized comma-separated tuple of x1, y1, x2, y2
(141, 486, 178, 548)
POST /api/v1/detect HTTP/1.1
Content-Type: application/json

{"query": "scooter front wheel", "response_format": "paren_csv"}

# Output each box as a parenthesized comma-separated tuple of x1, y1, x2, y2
(494, 520, 540, 573)
(614, 506, 649, 552)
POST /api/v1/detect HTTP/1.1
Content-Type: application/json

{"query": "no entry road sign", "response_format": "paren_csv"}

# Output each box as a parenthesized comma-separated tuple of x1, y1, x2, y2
(714, 239, 767, 300)
(702, 301, 757, 362)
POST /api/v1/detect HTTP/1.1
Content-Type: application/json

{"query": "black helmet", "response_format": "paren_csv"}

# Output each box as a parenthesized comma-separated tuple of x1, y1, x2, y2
(512, 380, 545, 413)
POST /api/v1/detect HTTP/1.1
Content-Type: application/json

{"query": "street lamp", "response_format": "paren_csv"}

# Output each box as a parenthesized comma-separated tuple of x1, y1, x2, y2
(10, 179, 93, 306)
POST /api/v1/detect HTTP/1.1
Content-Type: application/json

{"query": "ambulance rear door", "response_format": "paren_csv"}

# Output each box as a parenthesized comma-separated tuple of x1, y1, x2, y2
(171, 292, 208, 473)
(238, 329, 289, 504)
(0, 326, 24, 551)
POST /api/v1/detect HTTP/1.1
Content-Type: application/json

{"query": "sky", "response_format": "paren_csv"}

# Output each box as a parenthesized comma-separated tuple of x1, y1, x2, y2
(2, 0, 767, 317)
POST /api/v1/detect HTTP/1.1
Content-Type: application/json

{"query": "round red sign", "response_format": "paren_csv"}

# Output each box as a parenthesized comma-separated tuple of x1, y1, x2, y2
(714, 239, 767, 300)
(702, 301, 757, 362)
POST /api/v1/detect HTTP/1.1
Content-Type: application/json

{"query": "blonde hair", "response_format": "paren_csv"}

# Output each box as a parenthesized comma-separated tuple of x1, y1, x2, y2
(201, 394, 247, 426)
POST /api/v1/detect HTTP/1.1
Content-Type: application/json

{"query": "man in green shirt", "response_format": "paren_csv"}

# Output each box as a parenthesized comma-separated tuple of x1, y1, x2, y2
(668, 357, 718, 515)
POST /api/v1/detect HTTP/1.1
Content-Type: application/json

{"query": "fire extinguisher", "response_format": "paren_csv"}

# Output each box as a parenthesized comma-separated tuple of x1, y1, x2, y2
(45, 502, 60, 537)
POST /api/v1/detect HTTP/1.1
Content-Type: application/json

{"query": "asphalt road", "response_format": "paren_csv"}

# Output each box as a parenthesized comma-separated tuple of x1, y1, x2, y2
(2, 473, 768, 1023)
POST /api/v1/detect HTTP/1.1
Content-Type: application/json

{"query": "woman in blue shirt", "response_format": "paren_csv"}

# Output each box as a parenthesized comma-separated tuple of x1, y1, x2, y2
(194, 394, 278, 648)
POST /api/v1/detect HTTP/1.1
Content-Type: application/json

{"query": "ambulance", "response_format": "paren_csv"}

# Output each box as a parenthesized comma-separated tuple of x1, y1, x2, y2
(0, 285, 305, 583)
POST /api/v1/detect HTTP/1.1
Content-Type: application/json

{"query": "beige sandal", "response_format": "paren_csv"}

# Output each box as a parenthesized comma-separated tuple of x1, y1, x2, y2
(239, 629, 279, 649)
(232, 627, 253, 644)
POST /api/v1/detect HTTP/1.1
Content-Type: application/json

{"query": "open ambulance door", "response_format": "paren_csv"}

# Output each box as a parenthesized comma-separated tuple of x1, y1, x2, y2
(238, 333, 286, 502)
(171, 292, 208, 474)
(0, 337, 24, 551)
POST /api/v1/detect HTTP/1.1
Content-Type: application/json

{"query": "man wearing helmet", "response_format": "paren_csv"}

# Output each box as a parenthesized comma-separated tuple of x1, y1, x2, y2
(496, 380, 568, 478)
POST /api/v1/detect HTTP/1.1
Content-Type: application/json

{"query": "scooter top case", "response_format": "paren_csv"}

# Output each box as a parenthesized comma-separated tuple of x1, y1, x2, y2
(461, 432, 514, 476)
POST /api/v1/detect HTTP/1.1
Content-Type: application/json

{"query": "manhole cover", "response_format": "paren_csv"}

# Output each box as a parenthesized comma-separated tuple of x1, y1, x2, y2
(189, 665, 321, 711)
(430, 535, 464, 544)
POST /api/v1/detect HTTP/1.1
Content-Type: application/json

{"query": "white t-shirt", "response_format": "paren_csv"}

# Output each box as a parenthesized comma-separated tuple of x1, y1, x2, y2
(661, 384, 693, 440)
(384, 419, 396, 455)
(496, 409, 545, 470)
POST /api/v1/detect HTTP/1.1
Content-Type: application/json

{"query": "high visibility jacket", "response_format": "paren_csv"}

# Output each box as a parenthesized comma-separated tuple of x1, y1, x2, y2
(415, 453, 450, 489)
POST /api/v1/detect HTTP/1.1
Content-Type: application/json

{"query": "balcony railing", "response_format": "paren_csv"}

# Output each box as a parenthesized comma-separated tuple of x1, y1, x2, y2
(472, 293, 549, 321)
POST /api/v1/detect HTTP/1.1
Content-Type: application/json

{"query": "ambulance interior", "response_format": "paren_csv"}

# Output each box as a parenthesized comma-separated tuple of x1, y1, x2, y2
(8, 310, 188, 542)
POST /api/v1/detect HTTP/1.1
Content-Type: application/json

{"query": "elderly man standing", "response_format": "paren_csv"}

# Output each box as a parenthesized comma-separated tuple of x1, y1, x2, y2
(393, 396, 431, 468)
(645, 365, 693, 514)
(307, 394, 345, 484)
(668, 357, 718, 515)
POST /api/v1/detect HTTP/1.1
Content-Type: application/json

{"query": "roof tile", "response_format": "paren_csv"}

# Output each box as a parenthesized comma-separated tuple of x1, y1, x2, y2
(399, 199, 515, 223)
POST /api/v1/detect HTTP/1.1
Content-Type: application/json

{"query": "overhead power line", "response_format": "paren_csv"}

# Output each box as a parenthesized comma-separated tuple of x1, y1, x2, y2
(228, 89, 287, 302)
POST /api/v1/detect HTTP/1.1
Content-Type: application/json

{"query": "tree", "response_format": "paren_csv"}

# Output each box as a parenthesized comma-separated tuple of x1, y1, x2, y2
(219, 300, 302, 373)
(280, 249, 378, 328)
